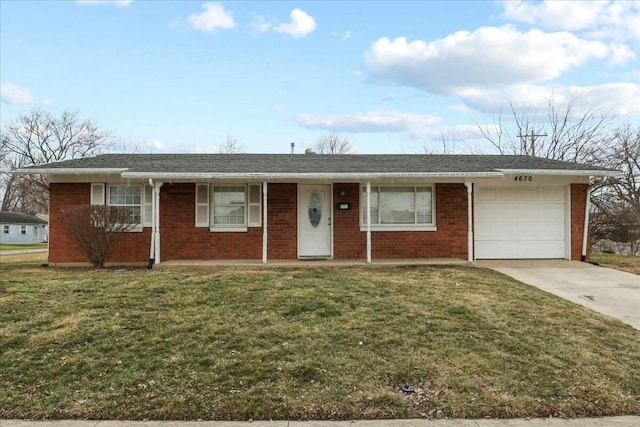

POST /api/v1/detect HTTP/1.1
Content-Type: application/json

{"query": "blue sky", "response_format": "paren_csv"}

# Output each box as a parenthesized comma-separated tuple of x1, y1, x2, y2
(1, 0, 638, 154)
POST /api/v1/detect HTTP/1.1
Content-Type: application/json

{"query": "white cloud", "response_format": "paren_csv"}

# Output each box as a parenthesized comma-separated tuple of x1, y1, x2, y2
(273, 9, 316, 38)
(250, 16, 272, 33)
(381, 94, 394, 102)
(447, 104, 471, 113)
(186, 2, 235, 33)
(1, 83, 35, 105)
(76, 0, 132, 6)
(271, 105, 284, 112)
(501, 0, 640, 41)
(460, 83, 640, 118)
(364, 26, 612, 95)
(294, 110, 440, 137)
(342, 30, 353, 42)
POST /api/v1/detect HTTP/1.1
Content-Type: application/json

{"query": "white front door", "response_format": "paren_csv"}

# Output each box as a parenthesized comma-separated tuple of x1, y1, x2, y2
(298, 184, 332, 258)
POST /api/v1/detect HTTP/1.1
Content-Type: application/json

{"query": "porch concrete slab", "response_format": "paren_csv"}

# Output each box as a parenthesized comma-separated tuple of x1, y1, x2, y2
(158, 258, 469, 268)
(477, 260, 640, 330)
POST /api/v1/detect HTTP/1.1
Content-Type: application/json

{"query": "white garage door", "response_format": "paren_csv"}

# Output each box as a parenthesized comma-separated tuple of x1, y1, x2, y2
(475, 187, 566, 259)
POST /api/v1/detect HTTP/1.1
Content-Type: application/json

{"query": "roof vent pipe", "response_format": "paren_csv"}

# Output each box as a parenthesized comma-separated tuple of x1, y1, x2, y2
(291, 142, 295, 154)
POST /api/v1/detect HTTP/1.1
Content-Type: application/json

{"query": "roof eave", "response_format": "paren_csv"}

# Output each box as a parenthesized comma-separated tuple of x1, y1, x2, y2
(120, 171, 506, 180)
(496, 168, 620, 177)
(14, 168, 128, 175)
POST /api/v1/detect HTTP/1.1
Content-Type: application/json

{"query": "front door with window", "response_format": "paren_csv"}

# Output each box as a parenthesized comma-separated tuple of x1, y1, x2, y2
(298, 184, 332, 258)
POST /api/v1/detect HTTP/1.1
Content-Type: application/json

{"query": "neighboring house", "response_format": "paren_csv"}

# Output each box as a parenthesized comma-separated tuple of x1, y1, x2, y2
(18, 153, 616, 266)
(0, 211, 48, 245)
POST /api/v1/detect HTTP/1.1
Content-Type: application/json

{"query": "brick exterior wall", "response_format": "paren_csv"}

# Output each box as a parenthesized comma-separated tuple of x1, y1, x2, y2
(49, 183, 151, 264)
(159, 183, 299, 260)
(332, 183, 468, 259)
(570, 183, 590, 260)
(49, 181, 591, 264)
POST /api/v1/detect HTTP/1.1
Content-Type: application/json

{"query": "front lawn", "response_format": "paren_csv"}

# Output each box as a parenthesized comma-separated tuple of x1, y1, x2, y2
(1, 262, 639, 420)
(591, 253, 640, 275)
(0, 243, 48, 251)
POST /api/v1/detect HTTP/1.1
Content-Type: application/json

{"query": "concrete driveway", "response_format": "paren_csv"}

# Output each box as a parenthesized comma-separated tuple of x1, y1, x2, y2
(477, 260, 640, 330)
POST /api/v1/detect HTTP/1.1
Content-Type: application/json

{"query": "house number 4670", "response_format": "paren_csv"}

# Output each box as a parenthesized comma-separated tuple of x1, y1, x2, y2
(514, 175, 533, 182)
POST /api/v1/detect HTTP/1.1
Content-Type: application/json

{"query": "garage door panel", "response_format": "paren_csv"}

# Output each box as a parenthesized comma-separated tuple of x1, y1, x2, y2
(499, 189, 518, 201)
(543, 188, 564, 201)
(520, 189, 540, 201)
(476, 189, 497, 201)
(475, 187, 567, 259)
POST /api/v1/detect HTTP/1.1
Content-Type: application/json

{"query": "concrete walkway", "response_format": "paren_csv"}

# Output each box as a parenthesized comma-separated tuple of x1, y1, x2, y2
(2, 417, 639, 427)
(478, 260, 640, 330)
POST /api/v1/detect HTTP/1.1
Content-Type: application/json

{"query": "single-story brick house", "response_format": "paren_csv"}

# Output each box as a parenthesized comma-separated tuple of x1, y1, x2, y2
(0, 211, 48, 245)
(19, 153, 616, 266)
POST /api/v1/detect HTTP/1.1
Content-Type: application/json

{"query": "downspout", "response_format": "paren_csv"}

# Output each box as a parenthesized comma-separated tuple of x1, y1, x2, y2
(464, 181, 474, 262)
(366, 181, 371, 264)
(262, 182, 268, 264)
(581, 185, 592, 262)
(148, 179, 155, 269)
(154, 182, 164, 264)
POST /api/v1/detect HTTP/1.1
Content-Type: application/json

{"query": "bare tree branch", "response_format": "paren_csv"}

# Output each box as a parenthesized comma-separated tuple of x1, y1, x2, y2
(312, 134, 355, 154)
(217, 134, 243, 154)
(1, 109, 112, 214)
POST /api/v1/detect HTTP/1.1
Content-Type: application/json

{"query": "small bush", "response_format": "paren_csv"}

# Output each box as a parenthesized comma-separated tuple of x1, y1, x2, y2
(60, 204, 137, 267)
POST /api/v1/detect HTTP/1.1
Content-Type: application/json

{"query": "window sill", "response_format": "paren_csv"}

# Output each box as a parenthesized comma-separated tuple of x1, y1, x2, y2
(360, 225, 437, 232)
(209, 227, 248, 233)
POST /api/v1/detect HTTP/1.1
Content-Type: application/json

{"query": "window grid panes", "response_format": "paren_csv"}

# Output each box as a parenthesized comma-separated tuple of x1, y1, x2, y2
(109, 186, 142, 224)
(362, 186, 433, 226)
(21, 225, 27, 234)
(212, 186, 246, 226)
(3, 225, 9, 234)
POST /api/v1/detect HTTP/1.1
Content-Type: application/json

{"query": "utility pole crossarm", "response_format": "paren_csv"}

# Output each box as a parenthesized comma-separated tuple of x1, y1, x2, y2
(517, 129, 547, 156)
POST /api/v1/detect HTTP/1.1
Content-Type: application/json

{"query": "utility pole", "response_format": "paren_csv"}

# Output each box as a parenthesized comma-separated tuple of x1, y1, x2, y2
(517, 129, 547, 156)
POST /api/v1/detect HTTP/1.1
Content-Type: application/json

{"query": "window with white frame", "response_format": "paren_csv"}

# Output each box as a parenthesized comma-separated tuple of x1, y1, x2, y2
(3, 225, 9, 234)
(21, 225, 27, 235)
(195, 183, 262, 231)
(107, 185, 142, 225)
(213, 186, 245, 226)
(361, 186, 434, 228)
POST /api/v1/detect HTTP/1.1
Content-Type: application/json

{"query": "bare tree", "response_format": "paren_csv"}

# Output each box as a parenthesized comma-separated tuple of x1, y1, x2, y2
(476, 93, 612, 164)
(1, 109, 111, 214)
(313, 134, 355, 154)
(217, 134, 243, 154)
(591, 124, 640, 254)
(60, 205, 137, 268)
(422, 130, 458, 154)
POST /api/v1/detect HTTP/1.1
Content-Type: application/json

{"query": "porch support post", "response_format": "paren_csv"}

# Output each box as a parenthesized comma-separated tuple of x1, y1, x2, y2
(262, 182, 268, 264)
(581, 184, 592, 262)
(366, 181, 372, 264)
(154, 182, 163, 264)
(148, 179, 155, 268)
(464, 181, 474, 262)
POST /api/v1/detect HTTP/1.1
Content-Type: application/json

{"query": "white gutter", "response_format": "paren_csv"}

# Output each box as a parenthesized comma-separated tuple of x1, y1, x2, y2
(464, 182, 474, 262)
(262, 182, 268, 264)
(497, 169, 620, 177)
(581, 186, 593, 262)
(14, 168, 127, 174)
(121, 171, 505, 180)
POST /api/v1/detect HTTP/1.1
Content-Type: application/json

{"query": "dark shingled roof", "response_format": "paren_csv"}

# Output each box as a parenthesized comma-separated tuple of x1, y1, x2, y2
(20, 153, 613, 174)
(0, 211, 48, 225)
